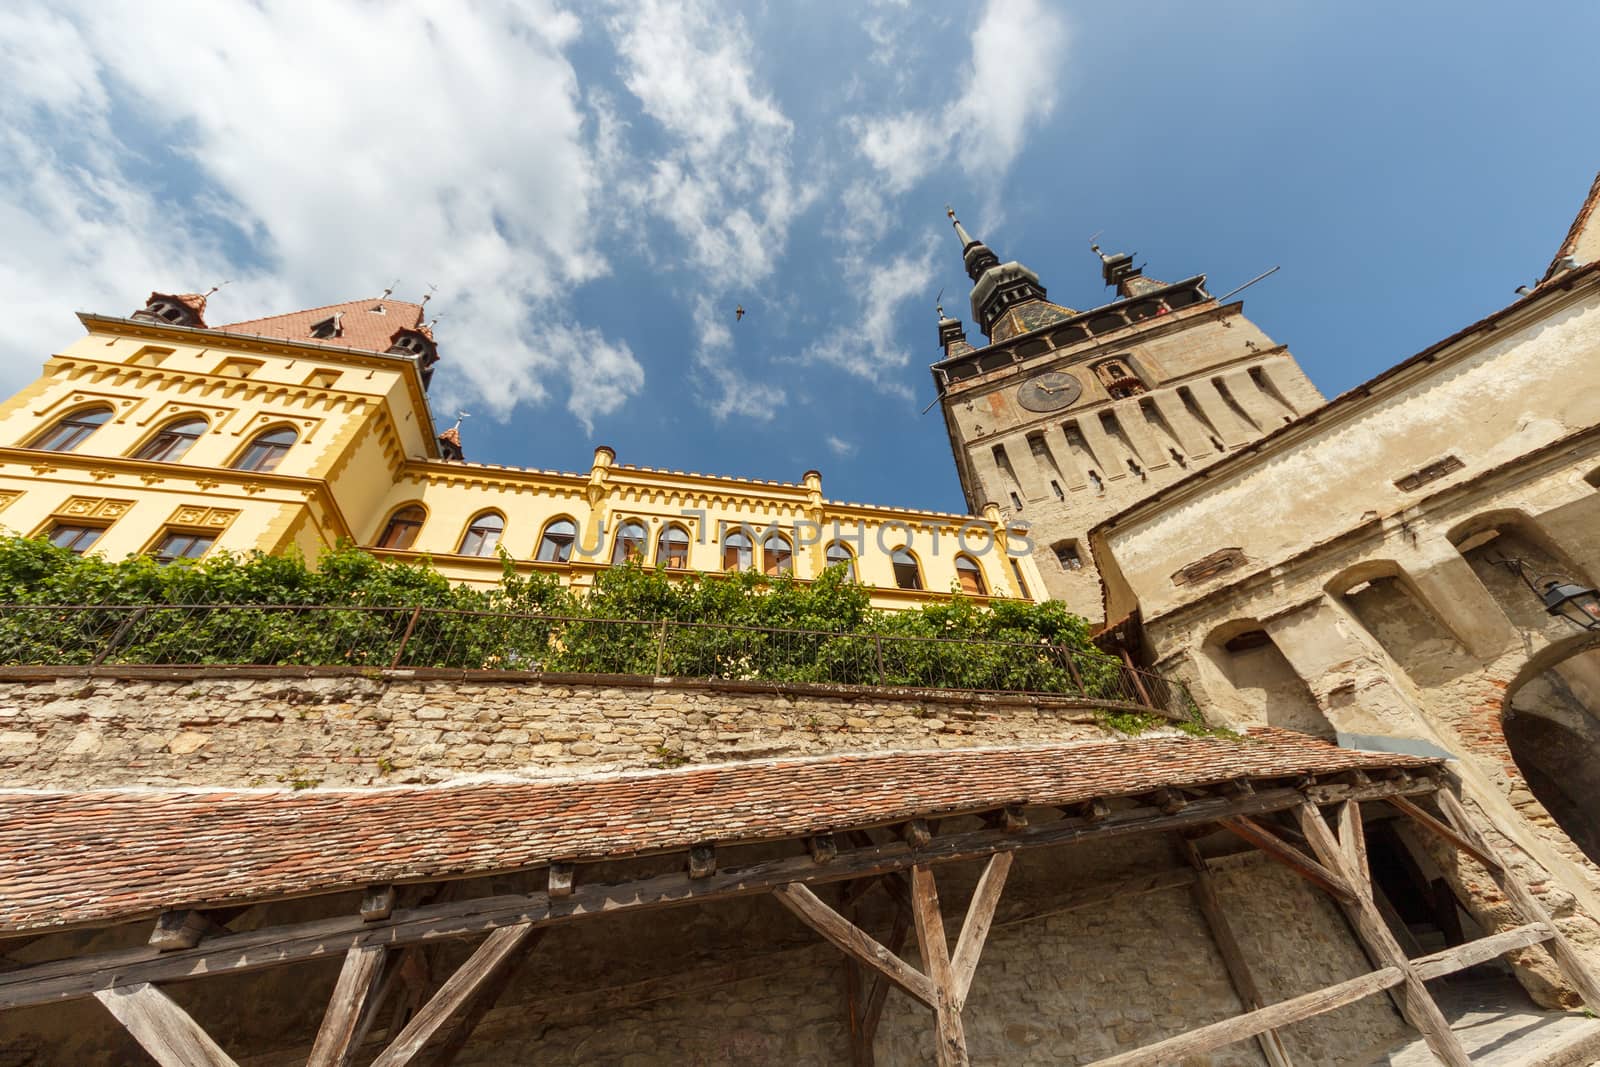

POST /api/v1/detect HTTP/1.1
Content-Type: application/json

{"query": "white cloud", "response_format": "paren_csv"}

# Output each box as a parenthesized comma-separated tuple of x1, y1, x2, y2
(800, 237, 939, 399)
(605, 0, 814, 418)
(0, 0, 643, 430)
(851, 0, 1067, 193)
(825, 435, 857, 457)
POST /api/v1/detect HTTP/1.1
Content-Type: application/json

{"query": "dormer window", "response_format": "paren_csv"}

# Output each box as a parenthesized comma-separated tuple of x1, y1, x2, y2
(309, 313, 343, 340)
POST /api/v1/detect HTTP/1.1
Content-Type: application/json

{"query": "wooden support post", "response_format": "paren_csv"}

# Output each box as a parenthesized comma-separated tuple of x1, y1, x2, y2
(1220, 816, 1356, 903)
(308, 944, 387, 1067)
(948, 852, 1012, 1010)
(772, 883, 935, 1006)
(1175, 837, 1295, 1067)
(1386, 796, 1501, 873)
(1295, 801, 1472, 1067)
(1084, 966, 1405, 1067)
(910, 864, 968, 1067)
(369, 924, 540, 1067)
(857, 907, 911, 1065)
(425, 930, 545, 1067)
(902, 820, 933, 849)
(547, 863, 575, 899)
(94, 983, 239, 1067)
(810, 834, 839, 865)
(1432, 788, 1600, 1009)
(687, 845, 716, 880)
(360, 887, 397, 922)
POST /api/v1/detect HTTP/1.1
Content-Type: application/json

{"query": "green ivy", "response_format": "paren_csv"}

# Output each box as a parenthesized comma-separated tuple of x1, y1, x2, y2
(0, 535, 1161, 704)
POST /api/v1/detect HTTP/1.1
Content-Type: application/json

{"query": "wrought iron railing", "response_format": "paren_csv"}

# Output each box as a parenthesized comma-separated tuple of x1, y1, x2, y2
(0, 604, 1192, 714)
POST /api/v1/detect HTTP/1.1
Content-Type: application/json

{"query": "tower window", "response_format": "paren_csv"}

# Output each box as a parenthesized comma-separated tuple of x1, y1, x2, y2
(1009, 492, 1023, 511)
(1094, 357, 1147, 399)
(1054, 541, 1083, 571)
(458, 511, 504, 557)
(376, 505, 426, 550)
(536, 518, 577, 563)
(309, 313, 344, 340)
(1051, 480, 1064, 500)
(47, 523, 105, 555)
(891, 547, 923, 590)
(232, 427, 297, 473)
(151, 530, 214, 564)
(30, 406, 113, 453)
(1088, 470, 1104, 492)
(133, 416, 207, 464)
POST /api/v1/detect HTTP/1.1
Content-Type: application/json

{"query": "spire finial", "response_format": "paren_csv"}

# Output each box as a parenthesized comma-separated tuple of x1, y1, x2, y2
(946, 204, 976, 249)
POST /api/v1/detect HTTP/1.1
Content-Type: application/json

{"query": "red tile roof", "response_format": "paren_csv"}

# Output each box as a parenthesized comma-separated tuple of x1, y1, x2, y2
(214, 298, 433, 355)
(0, 729, 1434, 932)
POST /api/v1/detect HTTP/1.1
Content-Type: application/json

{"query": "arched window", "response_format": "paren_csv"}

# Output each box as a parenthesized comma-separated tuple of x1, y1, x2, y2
(133, 416, 207, 463)
(656, 524, 690, 569)
(458, 511, 504, 557)
(377, 505, 426, 550)
(30, 406, 112, 452)
(762, 532, 793, 575)
(892, 547, 923, 590)
(612, 520, 647, 564)
(825, 541, 856, 580)
(535, 518, 577, 563)
(232, 426, 297, 473)
(955, 554, 987, 595)
(722, 529, 753, 571)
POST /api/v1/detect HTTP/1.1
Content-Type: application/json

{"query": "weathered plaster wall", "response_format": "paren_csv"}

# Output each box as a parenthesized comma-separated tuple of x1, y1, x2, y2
(0, 672, 1123, 788)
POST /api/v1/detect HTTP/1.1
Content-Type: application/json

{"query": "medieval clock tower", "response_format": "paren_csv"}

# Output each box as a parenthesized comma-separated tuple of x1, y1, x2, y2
(933, 211, 1324, 619)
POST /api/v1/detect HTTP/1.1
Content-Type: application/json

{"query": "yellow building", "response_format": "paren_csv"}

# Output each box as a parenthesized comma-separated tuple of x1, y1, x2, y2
(0, 291, 1044, 609)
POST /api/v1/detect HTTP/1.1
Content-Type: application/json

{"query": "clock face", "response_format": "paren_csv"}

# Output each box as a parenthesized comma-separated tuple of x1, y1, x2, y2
(1016, 371, 1082, 412)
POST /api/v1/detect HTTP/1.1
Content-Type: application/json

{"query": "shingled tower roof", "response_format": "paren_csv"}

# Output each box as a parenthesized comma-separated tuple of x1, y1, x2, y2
(946, 208, 1076, 343)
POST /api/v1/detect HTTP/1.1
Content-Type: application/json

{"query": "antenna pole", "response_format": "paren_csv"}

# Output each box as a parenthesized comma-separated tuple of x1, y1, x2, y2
(1215, 265, 1280, 303)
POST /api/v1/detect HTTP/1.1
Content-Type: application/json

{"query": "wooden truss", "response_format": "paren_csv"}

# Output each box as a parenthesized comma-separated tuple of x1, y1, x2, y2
(1, 771, 1596, 1066)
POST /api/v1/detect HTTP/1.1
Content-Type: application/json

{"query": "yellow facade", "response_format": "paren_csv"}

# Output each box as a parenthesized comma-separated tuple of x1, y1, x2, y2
(0, 301, 1045, 610)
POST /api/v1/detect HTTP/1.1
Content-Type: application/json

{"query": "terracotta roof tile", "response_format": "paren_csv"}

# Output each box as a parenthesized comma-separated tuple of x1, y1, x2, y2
(214, 298, 432, 355)
(0, 729, 1435, 932)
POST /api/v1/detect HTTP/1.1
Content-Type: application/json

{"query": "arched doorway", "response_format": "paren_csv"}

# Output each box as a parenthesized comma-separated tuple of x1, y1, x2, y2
(1504, 643, 1600, 864)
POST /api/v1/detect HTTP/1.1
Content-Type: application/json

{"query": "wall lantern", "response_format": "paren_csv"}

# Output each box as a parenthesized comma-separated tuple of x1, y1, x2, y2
(1492, 556, 1600, 631)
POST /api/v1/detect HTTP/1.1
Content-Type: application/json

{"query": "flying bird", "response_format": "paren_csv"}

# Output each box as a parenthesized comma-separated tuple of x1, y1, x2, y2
(735, 305, 745, 322)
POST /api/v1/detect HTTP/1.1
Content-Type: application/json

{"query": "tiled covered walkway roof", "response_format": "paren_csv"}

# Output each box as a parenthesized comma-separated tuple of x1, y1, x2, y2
(0, 729, 1435, 932)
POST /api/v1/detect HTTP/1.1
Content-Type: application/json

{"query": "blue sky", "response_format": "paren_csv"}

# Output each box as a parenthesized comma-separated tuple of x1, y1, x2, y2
(2, 1, 1597, 514)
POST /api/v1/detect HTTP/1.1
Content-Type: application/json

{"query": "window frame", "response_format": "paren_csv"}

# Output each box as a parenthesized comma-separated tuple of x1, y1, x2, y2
(656, 524, 691, 570)
(891, 546, 924, 591)
(132, 415, 208, 464)
(611, 519, 648, 565)
(376, 504, 427, 551)
(762, 531, 793, 576)
(150, 529, 215, 564)
(954, 553, 987, 595)
(722, 529, 753, 572)
(824, 540, 856, 580)
(29, 405, 114, 453)
(230, 425, 298, 473)
(47, 522, 106, 555)
(535, 517, 578, 563)
(457, 510, 505, 557)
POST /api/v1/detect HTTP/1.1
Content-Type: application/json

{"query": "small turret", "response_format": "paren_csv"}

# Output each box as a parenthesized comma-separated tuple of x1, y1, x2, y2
(130, 292, 208, 328)
(1092, 242, 1169, 299)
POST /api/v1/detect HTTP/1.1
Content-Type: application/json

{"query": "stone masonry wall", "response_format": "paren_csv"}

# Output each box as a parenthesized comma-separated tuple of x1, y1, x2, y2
(0, 671, 1120, 788)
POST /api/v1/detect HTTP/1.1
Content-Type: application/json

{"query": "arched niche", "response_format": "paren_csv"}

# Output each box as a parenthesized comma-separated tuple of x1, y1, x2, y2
(1450, 510, 1595, 642)
(1504, 633, 1600, 865)
(1325, 561, 1472, 687)
(1199, 620, 1334, 738)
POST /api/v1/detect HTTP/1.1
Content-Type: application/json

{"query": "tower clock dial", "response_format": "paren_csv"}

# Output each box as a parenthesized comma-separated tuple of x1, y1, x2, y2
(1016, 371, 1082, 412)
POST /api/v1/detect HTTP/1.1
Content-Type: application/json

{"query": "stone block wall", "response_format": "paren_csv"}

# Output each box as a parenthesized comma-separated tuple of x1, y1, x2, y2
(0, 670, 1120, 788)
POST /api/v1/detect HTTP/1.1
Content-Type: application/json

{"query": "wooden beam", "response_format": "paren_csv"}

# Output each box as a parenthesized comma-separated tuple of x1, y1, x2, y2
(0, 778, 1436, 1011)
(361, 887, 397, 922)
(1220, 816, 1356, 903)
(308, 944, 387, 1067)
(93, 983, 239, 1067)
(424, 930, 544, 1067)
(1084, 966, 1404, 1067)
(369, 924, 539, 1067)
(1433, 789, 1600, 1009)
(809, 835, 839, 865)
(1295, 801, 1471, 1067)
(148, 911, 211, 952)
(902, 820, 933, 849)
(1412, 922, 1554, 982)
(910, 865, 967, 1067)
(948, 852, 1012, 1009)
(857, 907, 910, 1064)
(687, 845, 716, 880)
(772, 882, 936, 1007)
(1386, 796, 1501, 873)
(1176, 837, 1295, 1067)
(547, 864, 575, 899)
(1335, 801, 1369, 884)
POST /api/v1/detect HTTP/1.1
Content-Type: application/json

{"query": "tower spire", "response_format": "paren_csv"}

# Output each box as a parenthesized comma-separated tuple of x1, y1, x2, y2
(945, 206, 1000, 282)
